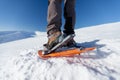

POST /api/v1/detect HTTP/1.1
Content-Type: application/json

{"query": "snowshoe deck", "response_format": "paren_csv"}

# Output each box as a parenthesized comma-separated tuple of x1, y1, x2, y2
(38, 47, 96, 59)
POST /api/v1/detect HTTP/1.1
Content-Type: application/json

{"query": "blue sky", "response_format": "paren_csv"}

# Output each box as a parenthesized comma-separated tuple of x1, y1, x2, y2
(0, 0, 120, 31)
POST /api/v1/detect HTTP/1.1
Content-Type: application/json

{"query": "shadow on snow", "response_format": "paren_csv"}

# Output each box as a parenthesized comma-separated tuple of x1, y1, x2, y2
(69, 39, 111, 59)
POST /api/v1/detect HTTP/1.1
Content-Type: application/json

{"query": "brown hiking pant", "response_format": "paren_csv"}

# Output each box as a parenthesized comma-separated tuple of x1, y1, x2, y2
(47, 0, 76, 35)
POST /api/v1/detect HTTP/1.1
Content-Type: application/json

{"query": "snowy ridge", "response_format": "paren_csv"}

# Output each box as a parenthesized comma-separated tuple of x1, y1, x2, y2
(0, 22, 120, 80)
(0, 31, 35, 44)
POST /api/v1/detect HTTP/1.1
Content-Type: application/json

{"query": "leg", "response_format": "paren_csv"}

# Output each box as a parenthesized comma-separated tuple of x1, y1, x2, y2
(47, 0, 62, 36)
(63, 0, 76, 35)
(43, 0, 62, 51)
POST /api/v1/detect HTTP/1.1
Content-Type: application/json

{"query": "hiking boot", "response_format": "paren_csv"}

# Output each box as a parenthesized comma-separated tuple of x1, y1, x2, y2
(66, 38, 76, 47)
(43, 30, 62, 51)
(62, 33, 76, 47)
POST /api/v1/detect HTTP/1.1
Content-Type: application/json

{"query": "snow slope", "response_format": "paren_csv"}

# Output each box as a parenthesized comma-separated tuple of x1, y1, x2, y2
(0, 22, 120, 80)
(0, 31, 35, 44)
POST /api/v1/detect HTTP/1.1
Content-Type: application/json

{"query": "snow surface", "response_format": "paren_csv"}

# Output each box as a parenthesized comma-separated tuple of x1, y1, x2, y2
(0, 31, 35, 44)
(0, 22, 120, 80)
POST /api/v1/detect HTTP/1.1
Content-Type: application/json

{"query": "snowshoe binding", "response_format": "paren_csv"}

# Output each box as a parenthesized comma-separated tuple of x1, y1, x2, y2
(43, 33, 75, 55)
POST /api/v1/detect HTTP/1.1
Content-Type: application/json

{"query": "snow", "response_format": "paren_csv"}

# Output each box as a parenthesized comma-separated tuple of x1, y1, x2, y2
(0, 22, 120, 80)
(0, 31, 35, 44)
